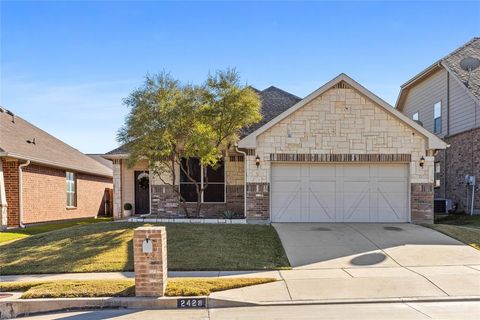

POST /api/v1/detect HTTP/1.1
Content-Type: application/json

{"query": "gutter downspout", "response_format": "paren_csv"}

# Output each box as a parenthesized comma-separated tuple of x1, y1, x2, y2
(235, 144, 248, 219)
(18, 160, 30, 228)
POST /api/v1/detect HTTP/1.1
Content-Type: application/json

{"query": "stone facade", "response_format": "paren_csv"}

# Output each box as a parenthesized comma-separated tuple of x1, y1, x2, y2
(112, 82, 440, 223)
(113, 155, 246, 219)
(434, 127, 480, 213)
(133, 226, 167, 297)
(244, 83, 435, 223)
(150, 184, 243, 218)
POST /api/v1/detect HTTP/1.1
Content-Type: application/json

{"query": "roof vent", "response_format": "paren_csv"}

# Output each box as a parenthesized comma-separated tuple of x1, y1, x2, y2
(460, 57, 480, 88)
(333, 81, 350, 89)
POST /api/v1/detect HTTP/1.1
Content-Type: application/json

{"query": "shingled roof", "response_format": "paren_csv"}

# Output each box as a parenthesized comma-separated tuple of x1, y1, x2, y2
(396, 37, 480, 110)
(442, 37, 480, 101)
(0, 109, 113, 177)
(105, 85, 301, 156)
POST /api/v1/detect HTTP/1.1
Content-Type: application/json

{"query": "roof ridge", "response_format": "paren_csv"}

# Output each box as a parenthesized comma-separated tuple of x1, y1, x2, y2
(262, 85, 302, 100)
(0, 111, 112, 177)
(441, 37, 480, 62)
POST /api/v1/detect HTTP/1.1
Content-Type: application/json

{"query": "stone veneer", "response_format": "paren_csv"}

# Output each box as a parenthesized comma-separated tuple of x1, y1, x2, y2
(150, 184, 244, 218)
(244, 82, 436, 223)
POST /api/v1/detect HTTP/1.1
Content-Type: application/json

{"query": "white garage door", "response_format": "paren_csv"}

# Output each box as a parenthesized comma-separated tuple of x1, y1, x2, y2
(271, 163, 409, 223)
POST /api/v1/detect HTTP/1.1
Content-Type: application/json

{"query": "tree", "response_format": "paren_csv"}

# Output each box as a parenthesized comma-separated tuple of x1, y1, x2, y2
(118, 69, 261, 217)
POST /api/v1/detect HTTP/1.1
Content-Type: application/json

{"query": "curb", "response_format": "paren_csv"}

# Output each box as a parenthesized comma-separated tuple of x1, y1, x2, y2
(1, 295, 479, 319)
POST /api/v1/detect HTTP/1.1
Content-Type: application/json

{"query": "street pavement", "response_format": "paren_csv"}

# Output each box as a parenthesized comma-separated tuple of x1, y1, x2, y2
(21, 301, 480, 319)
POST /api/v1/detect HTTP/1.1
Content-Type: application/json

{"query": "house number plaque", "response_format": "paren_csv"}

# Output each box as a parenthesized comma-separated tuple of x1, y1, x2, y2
(177, 298, 207, 308)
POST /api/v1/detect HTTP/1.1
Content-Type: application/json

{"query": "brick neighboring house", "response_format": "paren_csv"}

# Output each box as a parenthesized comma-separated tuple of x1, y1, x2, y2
(105, 74, 446, 224)
(0, 109, 113, 229)
(396, 37, 480, 214)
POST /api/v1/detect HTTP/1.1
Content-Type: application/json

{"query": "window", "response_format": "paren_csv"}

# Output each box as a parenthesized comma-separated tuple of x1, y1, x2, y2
(434, 162, 441, 188)
(180, 158, 225, 203)
(434, 102, 442, 133)
(412, 112, 419, 121)
(66, 171, 76, 207)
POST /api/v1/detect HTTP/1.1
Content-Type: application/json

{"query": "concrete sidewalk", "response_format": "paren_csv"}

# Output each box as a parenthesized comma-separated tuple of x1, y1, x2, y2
(4, 266, 479, 304)
(0, 270, 282, 282)
(210, 266, 480, 303)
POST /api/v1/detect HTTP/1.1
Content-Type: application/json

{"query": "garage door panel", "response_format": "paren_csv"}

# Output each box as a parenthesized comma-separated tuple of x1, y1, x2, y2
(271, 163, 408, 223)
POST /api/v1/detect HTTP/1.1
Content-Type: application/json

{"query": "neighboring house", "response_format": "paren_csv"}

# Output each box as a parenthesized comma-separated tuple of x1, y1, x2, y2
(0, 109, 113, 229)
(396, 37, 480, 214)
(105, 74, 446, 224)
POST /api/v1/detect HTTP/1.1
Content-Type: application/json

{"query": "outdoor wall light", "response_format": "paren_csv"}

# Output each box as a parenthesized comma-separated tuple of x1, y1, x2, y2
(419, 156, 425, 168)
(255, 155, 261, 167)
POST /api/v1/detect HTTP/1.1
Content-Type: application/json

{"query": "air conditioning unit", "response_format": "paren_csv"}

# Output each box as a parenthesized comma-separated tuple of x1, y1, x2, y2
(434, 198, 454, 214)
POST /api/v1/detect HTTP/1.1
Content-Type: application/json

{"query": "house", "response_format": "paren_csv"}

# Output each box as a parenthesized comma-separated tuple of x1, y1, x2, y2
(0, 109, 113, 229)
(105, 74, 446, 224)
(395, 38, 480, 214)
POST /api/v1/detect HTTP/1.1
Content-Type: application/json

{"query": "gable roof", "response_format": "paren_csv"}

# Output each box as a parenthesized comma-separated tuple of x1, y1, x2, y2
(241, 86, 302, 136)
(0, 109, 113, 177)
(238, 73, 447, 150)
(105, 85, 301, 157)
(87, 154, 113, 170)
(396, 37, 480, 111)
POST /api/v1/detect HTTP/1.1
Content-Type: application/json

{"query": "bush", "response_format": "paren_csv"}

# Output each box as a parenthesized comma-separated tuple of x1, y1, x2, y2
(223, 210, 236, 219)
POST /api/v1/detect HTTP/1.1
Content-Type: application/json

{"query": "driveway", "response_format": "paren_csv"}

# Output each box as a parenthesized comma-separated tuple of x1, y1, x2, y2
(273, 223, 480, 269)
(211, 223, 480, 303)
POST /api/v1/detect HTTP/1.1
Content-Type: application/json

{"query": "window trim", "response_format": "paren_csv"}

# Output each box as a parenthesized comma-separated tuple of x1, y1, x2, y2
(179, 159, 226, 204)
(434, 162, 441, 189)
(66, 171, 77, 208)
(433, 101, 442, 134)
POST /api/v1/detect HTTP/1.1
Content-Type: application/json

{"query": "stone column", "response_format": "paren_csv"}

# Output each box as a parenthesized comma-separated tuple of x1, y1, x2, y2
(112, 159, 122, 220)
(133, 226, 167, 297)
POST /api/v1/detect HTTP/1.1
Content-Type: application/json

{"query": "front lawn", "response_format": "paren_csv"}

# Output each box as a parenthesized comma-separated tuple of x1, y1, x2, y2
(0, 217, 112, 244)
(427, 214, 480, 250)
(0, 278, 276, 298)
(0, 222, 290, 274)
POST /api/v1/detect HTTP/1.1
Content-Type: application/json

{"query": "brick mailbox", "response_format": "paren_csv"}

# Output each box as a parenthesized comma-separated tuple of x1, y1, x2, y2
(133, 226, 167, 297)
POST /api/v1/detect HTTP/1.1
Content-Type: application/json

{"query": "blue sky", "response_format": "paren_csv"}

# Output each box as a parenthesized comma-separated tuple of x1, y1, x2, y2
(1, 1, 479, 153)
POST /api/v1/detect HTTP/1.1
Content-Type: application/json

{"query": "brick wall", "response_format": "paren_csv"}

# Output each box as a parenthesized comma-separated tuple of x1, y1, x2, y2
(411, 183, 434, 223)
(147, 154, 245, 219)
(246, 183, 269, 220)
(2, 161, 113, 226)
(133, 226, 167, 297)
(2, 159, 20, 227)
(151, 184, 244, 218)
(435, 128, 480, 213)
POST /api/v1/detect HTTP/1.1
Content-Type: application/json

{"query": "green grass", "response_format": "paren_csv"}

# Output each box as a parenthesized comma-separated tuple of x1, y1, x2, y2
(427, 214, 480, 250)
(0, 278, 276, 298)
(0, 222, 290, 274)
(0, 218, 112, 244)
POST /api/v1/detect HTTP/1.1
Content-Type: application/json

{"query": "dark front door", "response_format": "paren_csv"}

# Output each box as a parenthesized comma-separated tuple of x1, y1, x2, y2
(134, 171, 150, 215)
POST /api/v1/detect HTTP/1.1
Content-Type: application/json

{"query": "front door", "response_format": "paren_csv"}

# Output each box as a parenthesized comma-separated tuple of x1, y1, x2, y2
(134, 171, 150, 215)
